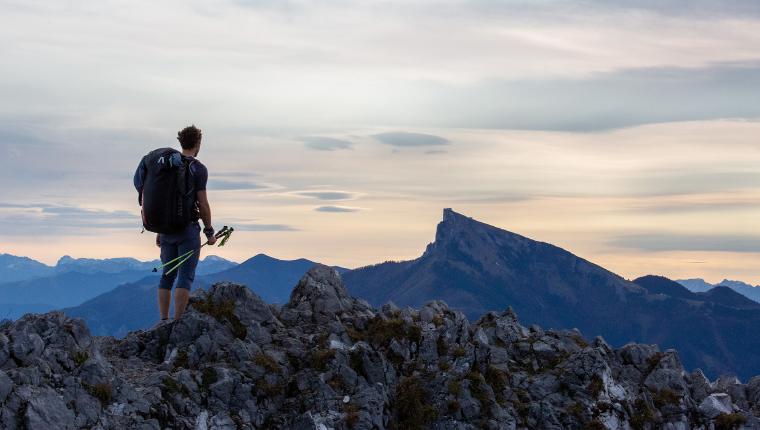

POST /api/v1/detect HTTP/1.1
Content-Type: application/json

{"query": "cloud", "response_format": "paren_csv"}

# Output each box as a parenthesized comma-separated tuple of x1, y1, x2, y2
(609, 233, 760, 253)
(292, 191, 357, 201)
(300, 136, 354, 151)
(207, 179, 268, 190)
(407, 62, 760, 131)
(314, 206, 360, 213)
(372, 132, 449, 147)
(233, 223, 299, 231)
(0, 203, 139, 235)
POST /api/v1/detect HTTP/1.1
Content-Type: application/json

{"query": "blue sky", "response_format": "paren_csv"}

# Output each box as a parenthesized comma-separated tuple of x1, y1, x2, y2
(1, 0, 759, 283)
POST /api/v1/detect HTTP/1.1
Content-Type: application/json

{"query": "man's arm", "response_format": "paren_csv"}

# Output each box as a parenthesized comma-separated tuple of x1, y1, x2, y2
(197, 190, 212, 229)
(197, 190, 216, 245)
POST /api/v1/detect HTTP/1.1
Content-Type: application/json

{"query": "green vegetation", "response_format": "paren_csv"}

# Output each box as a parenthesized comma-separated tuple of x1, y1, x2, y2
(72, 351, 89, 367)
(653, 388, 680, 408)
(311, 348, 336, 371)
(715, 413, 747, 430)
(448, 379, 462, 396)
(630, 399, 655, 430)
(452, 346, 466, 358)
(173, 349, 189, 369)
(485, 366, 508, 404)
(162, 377, 190, 398)
(588, 374, 604, 398)
(432, 314, 444, 327)
(85, 382, 113, 406)
(566, 401, 584, 421)
(366, 316, 421, 347)
(571, 334, 589, 348)
(645, 352, 665, 372)
(465, 371, 492, 417)
(343, 403, 360, 428)
(253, 378, 283, 397)
(394, 376, 438, 430)
(193, 297, 247, 340)
(253, 352, 281, 373)
(327, 374, 347, 392)
(436, 335, 448, 356)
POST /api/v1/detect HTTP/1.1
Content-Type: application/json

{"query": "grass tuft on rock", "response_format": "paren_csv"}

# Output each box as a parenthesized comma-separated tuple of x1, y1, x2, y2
(715, 412, 747, 430)
(394, 376, 437, 430)
(85, 382, 113, 406)
(193, 297, 247, 340)
(72, 351, 89, 367)
(253, 352, 281, 373)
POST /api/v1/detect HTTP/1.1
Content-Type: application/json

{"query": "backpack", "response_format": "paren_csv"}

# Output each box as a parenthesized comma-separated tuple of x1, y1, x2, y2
(137, 148, 197, 234)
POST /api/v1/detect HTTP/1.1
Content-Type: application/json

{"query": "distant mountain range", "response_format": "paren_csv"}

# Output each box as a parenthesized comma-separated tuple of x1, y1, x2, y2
(343, 208, 760, 379)
(5, 209, 760, 379)
(678, 278, 760, 303)
(0, 255, 237, 319)
(64, 254, 349, 337)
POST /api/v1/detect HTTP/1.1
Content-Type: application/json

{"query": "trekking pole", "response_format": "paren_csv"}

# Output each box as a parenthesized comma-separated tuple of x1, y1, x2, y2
(155, 226, 234, 275)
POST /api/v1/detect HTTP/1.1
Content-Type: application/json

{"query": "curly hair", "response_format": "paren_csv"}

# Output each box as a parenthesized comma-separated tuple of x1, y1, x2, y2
(177, 125, 202, 150)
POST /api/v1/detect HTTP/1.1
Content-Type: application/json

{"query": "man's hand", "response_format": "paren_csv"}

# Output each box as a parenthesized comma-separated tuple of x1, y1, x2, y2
(203, 226, 217, 246)
(155, 234, 161, 248)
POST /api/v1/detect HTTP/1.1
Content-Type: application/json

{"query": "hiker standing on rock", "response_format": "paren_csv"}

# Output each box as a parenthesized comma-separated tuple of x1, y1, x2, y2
(133, 125, 216, 323)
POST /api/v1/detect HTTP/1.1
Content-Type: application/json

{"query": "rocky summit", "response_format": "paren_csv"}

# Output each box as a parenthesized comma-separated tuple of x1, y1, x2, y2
(2, 265, 760, 429)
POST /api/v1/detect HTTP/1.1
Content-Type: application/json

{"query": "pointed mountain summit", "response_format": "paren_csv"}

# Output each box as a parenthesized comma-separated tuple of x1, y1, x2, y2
(344, 208, 760, 379)
(347, 208, 642, 325)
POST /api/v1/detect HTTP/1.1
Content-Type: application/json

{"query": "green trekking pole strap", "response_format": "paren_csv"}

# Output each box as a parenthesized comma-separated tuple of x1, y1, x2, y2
(152, 249, 195, 272)
(163, 250, 197, 276)
(151, 225, 235, 274)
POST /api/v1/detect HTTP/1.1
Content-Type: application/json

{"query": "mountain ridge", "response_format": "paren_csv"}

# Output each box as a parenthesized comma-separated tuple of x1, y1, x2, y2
(2, 265, 760, 429)
(344, 208, 760, 379)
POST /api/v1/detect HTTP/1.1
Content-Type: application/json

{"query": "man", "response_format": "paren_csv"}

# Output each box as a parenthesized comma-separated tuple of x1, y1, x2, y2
(133, 125, 216, 323)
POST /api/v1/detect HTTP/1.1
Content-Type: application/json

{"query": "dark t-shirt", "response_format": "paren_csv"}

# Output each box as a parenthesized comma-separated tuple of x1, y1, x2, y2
(185, 156, 208, 193)
(185, 156, 208, 221)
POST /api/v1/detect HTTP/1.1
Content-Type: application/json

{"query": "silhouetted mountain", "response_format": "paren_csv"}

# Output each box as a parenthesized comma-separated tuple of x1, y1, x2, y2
(635, 275, 760, 310)
(0, 270, 149, 315)
(54, 255, 159, 274)
(678, 278, 760, 304)
(64, 254, 346, 336)
(0, 256, 238, 320)
(633, 275, 696, 300)
(195, 254, 238, 275)
(0, 253, 53, 282)
(63, 275, 159, 337)
(677, 278, 714, 292)
(700, 286, 760, 310)
(202, 254, 324, 303)
(343, 208, 760, 379)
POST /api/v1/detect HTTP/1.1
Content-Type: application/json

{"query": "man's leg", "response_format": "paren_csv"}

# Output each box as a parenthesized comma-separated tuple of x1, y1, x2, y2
(173, 223, 201, 320)
(158, 234, 179, 320)
(158, 289, 171, 320)
(173, 288, 190, 320)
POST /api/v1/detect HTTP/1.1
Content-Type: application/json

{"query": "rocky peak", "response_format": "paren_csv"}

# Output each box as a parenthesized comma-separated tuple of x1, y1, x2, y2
(423, 208, 531, 261)
(2, 264, 760, 429)
(281, 264, 372, 325)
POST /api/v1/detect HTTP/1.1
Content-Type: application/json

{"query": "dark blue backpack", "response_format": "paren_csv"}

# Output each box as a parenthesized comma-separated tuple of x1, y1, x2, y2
(135, 148, 197, 234)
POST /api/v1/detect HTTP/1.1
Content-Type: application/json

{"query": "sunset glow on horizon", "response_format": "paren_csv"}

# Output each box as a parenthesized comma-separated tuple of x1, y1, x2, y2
(1, 1, 759, 285)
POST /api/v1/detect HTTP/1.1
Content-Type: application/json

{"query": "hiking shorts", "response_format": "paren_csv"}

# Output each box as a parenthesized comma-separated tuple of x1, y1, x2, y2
(158, 222, 201, 290)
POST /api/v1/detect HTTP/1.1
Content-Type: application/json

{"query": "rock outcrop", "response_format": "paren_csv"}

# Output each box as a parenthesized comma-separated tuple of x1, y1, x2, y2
(2, 264, 760, 429)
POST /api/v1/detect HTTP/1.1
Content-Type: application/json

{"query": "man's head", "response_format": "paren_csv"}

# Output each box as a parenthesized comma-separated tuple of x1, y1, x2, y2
(177, 125, 202, 156)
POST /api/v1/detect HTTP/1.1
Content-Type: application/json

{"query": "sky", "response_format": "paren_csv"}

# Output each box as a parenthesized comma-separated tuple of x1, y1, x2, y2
(1, 0, 759, 285)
